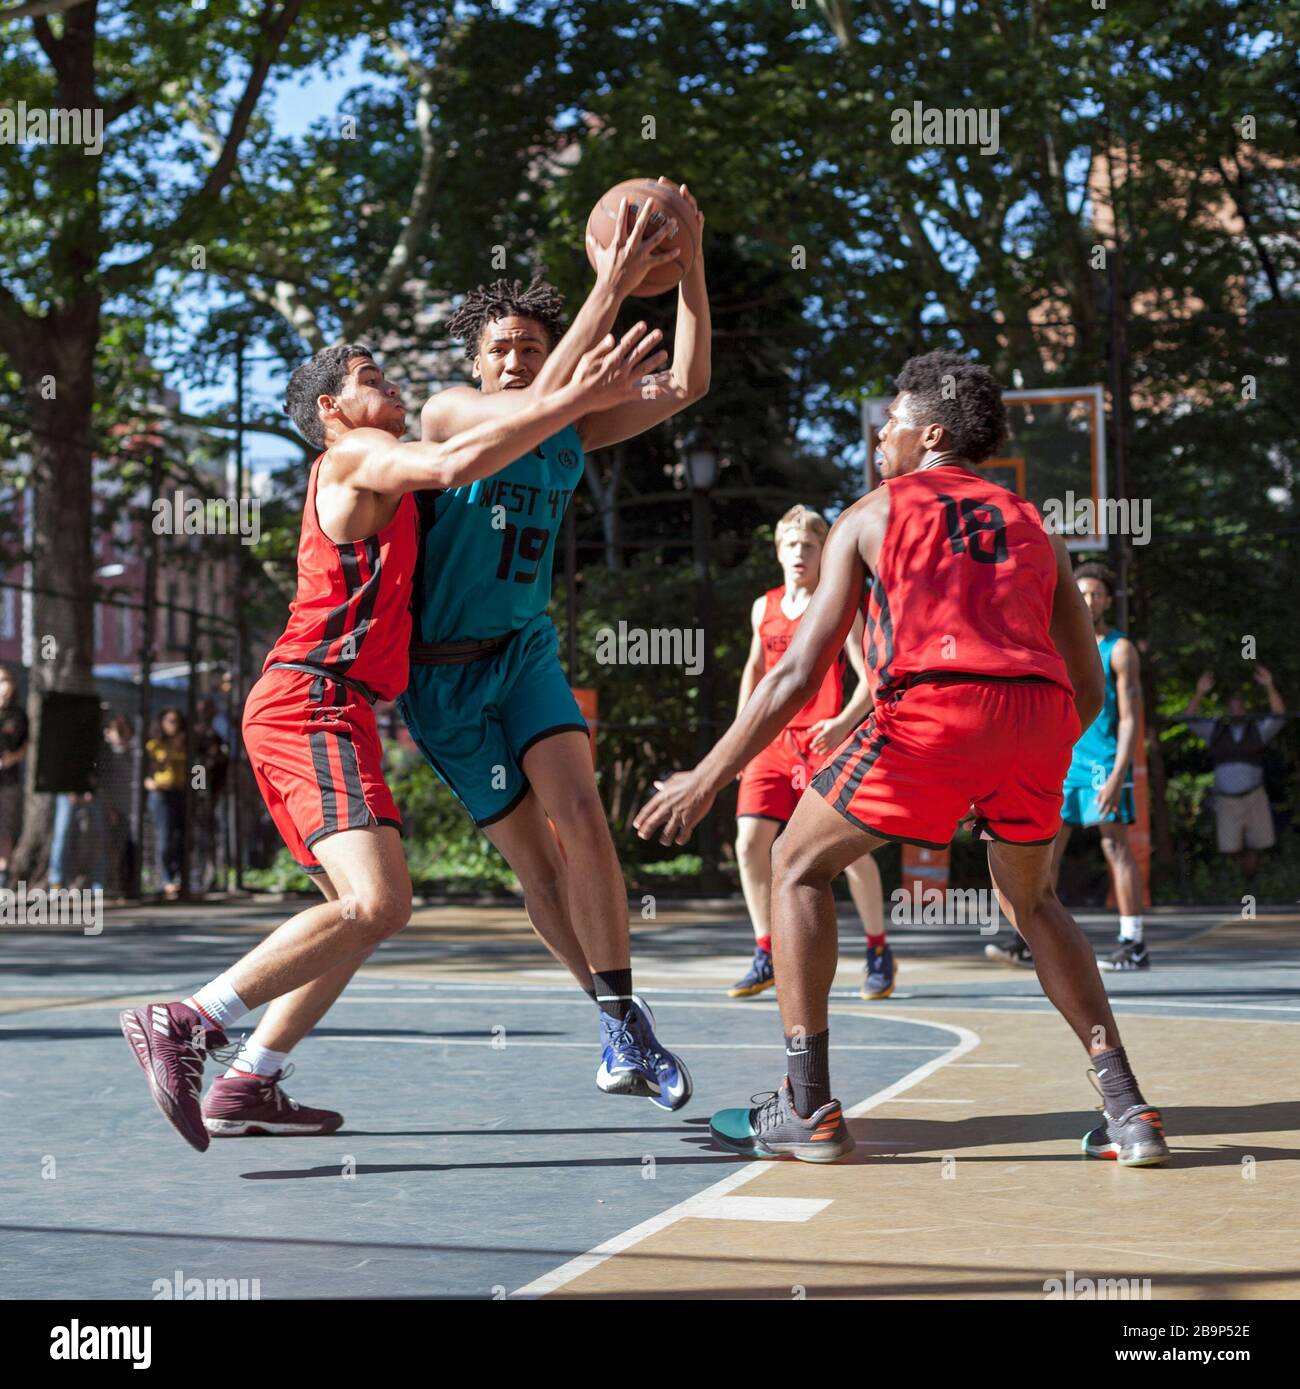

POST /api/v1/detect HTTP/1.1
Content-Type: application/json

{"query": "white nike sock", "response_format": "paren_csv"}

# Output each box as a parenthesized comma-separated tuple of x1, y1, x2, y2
(184, 973, 250, 1031)
(225, 1042, 288, 1080)
(1119, 916, 1144, 945)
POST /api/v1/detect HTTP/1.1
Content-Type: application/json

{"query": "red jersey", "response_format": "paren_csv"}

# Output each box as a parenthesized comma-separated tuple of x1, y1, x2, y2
(264, 455, 418, 703)
(758, 586, 846, 728)
(863, 464, 1071, 699)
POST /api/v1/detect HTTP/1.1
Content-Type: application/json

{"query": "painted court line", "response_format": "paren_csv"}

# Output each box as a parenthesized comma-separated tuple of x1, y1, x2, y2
(684, 1196, 832, 1223)
(308, 1035, 947, 1052)
(509, 1012, 980, 1299)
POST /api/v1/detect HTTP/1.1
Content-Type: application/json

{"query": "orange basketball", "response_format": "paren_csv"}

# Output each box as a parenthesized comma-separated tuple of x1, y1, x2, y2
(585, 178, 699, 297)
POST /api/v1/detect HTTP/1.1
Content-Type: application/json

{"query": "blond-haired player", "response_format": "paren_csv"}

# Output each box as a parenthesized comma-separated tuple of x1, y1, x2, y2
(729, 505, 895, 1000)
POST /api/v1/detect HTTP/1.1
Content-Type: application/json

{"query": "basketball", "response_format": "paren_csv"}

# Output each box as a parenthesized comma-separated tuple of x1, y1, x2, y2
(585, 178, 700, 297)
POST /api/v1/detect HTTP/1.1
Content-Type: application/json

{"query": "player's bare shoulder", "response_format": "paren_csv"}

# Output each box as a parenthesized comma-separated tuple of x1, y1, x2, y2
(318, 428, 393, 491)
(833, 487, 890, 570)
(420, 385, 482, 443)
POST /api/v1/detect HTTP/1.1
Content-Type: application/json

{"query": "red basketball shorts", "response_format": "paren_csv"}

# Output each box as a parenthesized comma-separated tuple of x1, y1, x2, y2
(737, 725, 825, 823)
(242, 667, 401, 874)
(810, 676, 1080, 848)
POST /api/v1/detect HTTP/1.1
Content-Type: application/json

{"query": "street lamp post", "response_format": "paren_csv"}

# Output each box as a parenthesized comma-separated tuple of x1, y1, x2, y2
(683, 431, 721, 894)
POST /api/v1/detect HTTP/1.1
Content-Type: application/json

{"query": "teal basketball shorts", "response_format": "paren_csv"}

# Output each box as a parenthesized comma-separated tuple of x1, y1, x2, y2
(1061, 782, 1136, 827)
(397, 613, 588, 827)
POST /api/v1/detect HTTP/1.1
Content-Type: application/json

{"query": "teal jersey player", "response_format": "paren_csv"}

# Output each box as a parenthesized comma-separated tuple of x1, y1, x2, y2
(1063, 626, 1135, 826)
(398, 208, 710, 1113)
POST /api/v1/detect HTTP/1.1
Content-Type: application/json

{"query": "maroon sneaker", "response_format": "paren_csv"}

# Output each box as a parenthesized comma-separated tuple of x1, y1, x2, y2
(203, 1067, 343, 1137)
(119, 1001, 233, 1152)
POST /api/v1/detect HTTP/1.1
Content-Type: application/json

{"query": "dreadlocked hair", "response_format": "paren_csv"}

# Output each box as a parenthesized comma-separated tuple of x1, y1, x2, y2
(445, 276, 568, 361)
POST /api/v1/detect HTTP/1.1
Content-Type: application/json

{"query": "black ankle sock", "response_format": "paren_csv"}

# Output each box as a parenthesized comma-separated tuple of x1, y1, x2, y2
(1091, 1045, 1145, 1115)
(592, 969, 634, 1021)
(785, 1029, 831, 1118)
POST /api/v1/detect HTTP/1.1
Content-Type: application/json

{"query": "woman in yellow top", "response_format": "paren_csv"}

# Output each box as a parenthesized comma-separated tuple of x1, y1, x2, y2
(144, 707, 188, 899)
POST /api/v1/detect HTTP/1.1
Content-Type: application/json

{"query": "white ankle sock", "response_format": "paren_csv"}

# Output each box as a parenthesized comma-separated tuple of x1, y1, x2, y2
(1119, 916, 1144, 944)
(226, 1042, 288, 1080)
(184, 974, 250, 1031)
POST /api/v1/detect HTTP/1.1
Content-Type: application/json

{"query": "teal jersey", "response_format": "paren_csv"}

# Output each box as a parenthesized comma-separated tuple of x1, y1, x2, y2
(412, 424, 585, 643)
(1066, 626, 1129, 789)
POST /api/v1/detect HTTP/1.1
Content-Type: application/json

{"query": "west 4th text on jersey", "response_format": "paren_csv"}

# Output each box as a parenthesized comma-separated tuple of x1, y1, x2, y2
(477, 478, 569, 523)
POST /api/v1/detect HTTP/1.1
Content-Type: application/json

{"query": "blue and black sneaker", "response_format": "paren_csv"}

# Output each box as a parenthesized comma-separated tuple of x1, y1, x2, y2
(625, 995, 692, 1111)
(727, 946, 775, 998)
(596, 1009, 651, 1097)
(861, 942, 897, 1000)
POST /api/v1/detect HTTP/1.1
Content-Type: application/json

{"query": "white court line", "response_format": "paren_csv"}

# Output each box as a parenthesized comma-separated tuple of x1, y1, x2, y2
(509, 1010, 980, 1299)
(976, 994, 1300, 1014)
(684, 1196, 831, 1223)
(882, 1098, 973, 1104)
(309, 1036, 947, 1052)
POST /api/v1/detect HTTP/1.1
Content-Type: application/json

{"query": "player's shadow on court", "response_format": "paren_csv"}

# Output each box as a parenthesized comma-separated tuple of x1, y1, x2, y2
(240, 1153, 733, 1180)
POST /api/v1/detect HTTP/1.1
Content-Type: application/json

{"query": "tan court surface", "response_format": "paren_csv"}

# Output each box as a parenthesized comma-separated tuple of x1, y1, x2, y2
(3, 901, 1296, 1299)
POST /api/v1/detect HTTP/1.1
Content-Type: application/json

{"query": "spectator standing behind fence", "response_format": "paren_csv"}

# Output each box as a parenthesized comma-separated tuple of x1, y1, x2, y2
(191, 698, 229, 893)
(1184, 666, 1287, 880)
(98, 715, 137, 897)
(0, 665, 27, 889)
(144, 707, 188, 900)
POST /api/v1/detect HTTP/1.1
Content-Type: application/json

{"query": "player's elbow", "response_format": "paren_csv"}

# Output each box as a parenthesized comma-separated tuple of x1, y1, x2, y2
(1076, 675, 1104, 729)
(685, 372, 710, 404)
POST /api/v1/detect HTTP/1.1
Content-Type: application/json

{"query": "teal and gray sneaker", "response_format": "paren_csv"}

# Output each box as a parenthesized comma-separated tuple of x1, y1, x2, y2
(1082, 1103, 1170, 1166)
(710, 1078, 854, 1163)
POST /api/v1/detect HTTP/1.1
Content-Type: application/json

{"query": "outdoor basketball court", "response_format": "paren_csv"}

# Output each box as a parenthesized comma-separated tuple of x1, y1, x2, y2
(3, 900, 1296, 1300)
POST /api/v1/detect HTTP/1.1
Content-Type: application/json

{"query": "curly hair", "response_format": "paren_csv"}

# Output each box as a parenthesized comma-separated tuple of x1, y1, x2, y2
(285, 343, 376, 448)
(1074, 561, 1117, 597)
(446, 276, 568, 362)
(894, 350, 1008, 464)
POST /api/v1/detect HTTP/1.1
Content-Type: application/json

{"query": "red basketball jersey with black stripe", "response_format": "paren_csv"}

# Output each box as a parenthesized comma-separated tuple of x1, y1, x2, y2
(758, 587, 845, 728)
(863, 464, 1071, 699)
(264, 455, 418, 702)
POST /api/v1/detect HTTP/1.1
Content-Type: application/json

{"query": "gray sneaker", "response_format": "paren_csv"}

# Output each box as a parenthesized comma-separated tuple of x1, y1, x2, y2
(709, 1078, 854, 1163)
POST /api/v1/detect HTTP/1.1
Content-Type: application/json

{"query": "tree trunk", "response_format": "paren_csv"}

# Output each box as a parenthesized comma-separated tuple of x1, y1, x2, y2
(11, 340, 98, 881)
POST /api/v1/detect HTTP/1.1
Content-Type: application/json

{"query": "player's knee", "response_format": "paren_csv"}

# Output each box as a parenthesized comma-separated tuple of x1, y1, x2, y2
(770, 832, 818, 888)
(545, 785, 609, 844)
(1100, 834, 1131, 864)
(515, 851, 566, 908)
(346, 883, 412, 942)
(735, 822, 772, 866)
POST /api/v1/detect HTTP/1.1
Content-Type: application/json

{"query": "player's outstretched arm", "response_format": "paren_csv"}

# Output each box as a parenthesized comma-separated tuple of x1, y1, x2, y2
(579, 192, 709, 453)
(420, 193, 679, 443)
(346, 324, 668, 495)
(1048, 531, 1105, 731)
(634, 511, 865, 846)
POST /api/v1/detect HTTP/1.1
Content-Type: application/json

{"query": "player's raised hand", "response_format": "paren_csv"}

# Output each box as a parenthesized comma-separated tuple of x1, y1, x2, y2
(586, 193, 681, 296)
(570, 321, 669, 409)
(1253, 664, 1273, 688)
(634, 770, 716, 846)
(662, 177, 704, 239)
(1195, 670, 1215, 695)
